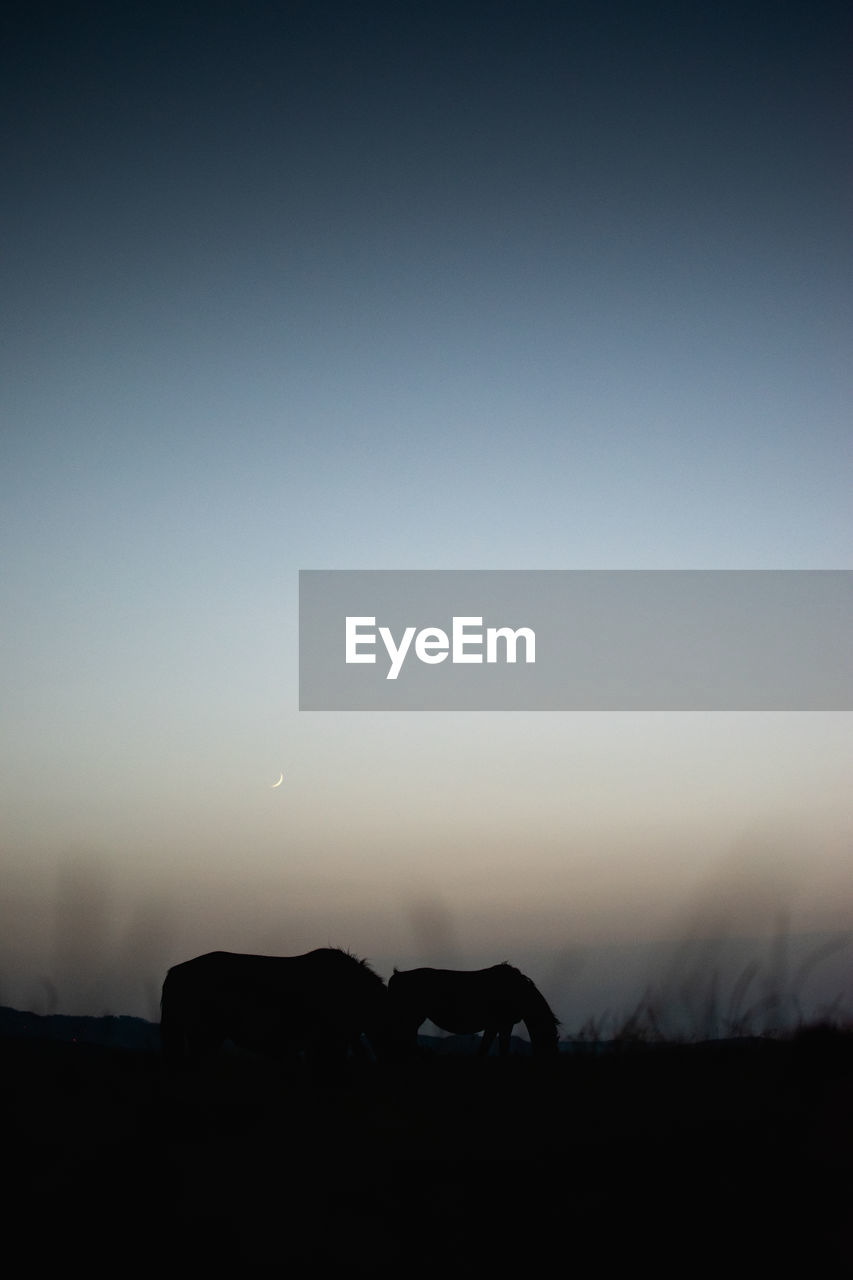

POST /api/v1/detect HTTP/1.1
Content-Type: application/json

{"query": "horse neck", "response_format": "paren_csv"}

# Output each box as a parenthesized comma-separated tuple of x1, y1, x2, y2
(520, 987, 558, 1052)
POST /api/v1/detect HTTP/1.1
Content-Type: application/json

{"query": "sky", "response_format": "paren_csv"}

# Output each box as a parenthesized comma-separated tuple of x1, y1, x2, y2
(1, 0, 851, 1032)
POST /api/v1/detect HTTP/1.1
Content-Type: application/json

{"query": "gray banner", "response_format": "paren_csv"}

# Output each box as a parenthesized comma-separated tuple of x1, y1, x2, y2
(298, 570, 852, 710)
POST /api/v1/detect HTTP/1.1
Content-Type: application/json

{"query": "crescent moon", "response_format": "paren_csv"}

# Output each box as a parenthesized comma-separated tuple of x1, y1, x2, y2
(271, 772, 284, 788)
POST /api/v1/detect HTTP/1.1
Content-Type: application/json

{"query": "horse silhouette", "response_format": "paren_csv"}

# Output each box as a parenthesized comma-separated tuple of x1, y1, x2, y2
(388, 963, 560, 1058)
(160, 947, 390, 1075)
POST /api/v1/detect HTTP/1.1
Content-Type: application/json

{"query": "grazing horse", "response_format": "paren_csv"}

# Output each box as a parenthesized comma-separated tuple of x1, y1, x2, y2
(160, 947, 390, 1075)
(388, 963, 560, 1058)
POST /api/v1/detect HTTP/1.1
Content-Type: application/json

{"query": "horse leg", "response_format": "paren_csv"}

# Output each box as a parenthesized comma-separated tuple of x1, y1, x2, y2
(479, 1027, 497, 1056)
(498, 1024, 512, 1057)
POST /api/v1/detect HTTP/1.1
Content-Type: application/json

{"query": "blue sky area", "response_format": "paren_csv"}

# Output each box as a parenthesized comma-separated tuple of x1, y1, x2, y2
(1, 1, 850, 1028)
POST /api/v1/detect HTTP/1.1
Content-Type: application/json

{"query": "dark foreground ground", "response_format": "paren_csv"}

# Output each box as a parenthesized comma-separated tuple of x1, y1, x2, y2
(4, 1024, 851, 1270)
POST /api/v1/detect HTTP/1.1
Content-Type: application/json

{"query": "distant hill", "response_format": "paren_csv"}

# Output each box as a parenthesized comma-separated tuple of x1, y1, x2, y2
(0, 1005, 161, 1052)
(6, 1005, 827, 1058)
(0, 1005, 541, 1057)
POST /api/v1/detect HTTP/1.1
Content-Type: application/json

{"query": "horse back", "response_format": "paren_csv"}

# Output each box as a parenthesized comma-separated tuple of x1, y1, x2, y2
(160, 947, 388, 1064)
(389, 964, 528, 1034)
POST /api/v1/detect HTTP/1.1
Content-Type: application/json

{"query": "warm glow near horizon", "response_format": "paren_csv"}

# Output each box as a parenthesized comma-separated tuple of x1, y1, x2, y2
(1, 2, 850, 1032)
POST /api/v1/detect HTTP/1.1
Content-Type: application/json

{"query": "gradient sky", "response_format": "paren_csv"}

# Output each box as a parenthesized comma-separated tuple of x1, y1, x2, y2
(2, 1, 851, 1030)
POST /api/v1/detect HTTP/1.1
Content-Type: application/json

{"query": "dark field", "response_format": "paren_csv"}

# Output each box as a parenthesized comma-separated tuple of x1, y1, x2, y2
(5, 1025, 851, 1270)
